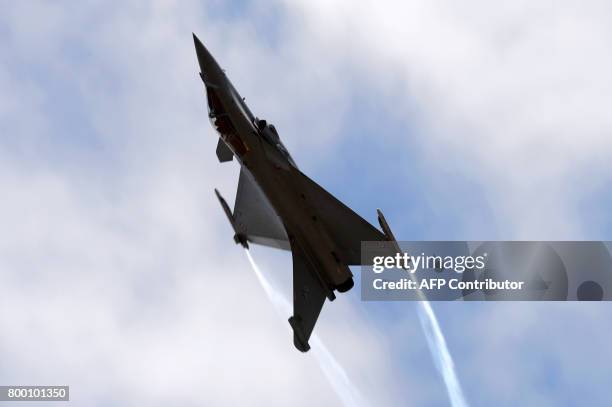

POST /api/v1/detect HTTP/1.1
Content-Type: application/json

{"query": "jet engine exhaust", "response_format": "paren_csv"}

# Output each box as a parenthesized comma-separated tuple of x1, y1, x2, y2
(245, 250, 367, 407)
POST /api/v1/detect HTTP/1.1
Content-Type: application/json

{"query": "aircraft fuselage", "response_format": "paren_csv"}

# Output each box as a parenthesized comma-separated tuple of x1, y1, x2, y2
(194, 35, 353, 294)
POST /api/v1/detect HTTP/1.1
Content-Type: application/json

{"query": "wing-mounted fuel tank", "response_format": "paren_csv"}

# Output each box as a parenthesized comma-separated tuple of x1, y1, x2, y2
(377, 209, 402, 252)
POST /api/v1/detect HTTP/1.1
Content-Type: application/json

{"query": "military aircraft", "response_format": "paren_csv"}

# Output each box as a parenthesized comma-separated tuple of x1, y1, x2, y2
(193, 33, 390, 352)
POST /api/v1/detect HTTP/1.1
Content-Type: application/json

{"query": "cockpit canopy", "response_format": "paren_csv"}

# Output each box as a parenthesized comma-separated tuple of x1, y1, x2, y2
(255, 118, 296, 167)
(256, 119, 280, 143)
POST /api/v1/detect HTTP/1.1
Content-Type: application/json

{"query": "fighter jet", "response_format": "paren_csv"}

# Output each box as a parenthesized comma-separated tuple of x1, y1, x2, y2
(193, 34, 389, 352)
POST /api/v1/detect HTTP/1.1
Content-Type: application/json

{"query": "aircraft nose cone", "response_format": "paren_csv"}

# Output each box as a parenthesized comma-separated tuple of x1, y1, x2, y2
(192, 33, 223, 81)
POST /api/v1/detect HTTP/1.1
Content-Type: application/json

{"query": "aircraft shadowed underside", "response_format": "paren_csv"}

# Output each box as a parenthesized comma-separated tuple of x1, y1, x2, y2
(193, 34, 389, 352)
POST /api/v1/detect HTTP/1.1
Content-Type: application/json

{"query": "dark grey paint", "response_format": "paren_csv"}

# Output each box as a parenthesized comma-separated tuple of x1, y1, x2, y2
(193, 34, 386, 352)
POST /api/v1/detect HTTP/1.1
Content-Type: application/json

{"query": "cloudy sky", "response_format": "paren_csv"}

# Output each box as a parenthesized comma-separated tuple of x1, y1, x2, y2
(1, 1, 612, 406)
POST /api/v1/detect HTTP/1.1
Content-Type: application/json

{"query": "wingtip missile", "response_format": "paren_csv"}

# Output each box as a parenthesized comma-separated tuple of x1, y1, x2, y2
(376, 208, 395, 241)
(214, 189, 249, 249)
(377, 209, 402, 254)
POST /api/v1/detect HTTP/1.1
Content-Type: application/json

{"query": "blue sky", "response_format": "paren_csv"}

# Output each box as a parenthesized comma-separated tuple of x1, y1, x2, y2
(1, 1, 612, 406)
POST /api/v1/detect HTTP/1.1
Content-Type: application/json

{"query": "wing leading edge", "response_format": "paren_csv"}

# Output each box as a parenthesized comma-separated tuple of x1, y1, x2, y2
(294, 170, 386, 264)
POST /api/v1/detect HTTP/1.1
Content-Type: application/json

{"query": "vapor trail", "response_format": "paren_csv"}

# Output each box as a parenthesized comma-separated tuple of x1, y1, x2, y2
(416, 300, 468, 407)
(245, 249, 467, 407)
(376, 210, 468, 406)
(404, 265, 468, 407)
(245, 250, 366, 407)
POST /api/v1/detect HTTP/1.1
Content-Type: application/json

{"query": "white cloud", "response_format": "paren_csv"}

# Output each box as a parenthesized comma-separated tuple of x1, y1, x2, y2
(282, 0, 612, 238)
(3, 1, 612, 406)
(0, 1, 399, 405)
